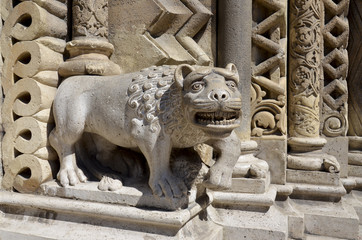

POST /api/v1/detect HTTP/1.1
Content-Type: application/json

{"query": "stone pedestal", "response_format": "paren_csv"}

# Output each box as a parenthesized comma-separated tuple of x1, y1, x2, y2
(0, 191, 221, 240)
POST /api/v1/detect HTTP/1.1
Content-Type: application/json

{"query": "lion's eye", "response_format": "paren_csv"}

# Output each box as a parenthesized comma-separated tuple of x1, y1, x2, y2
(226, 80, 237, 89)
(191, 82, 204, 91)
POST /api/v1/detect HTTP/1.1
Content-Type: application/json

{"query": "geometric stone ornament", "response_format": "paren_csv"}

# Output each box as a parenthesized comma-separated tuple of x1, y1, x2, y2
(251, 0, 287, 137)
(1, 0, 66, 193)
(109, 0, 215, 73)
(321, 0, 350, 137)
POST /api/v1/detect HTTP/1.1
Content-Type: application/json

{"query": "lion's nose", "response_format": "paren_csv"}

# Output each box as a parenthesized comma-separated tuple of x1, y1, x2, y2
(209, 89, 229, 102)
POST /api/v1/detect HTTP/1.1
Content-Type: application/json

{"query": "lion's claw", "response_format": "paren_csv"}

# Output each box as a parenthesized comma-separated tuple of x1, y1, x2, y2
(57, 167, 87, 187)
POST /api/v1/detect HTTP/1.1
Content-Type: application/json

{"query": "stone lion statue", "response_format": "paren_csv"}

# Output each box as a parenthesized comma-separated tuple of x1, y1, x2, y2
(49, 64, 242, 199)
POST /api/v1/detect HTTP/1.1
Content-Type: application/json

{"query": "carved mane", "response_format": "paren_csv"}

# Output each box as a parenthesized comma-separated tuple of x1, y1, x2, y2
(127, 65, 184, 133)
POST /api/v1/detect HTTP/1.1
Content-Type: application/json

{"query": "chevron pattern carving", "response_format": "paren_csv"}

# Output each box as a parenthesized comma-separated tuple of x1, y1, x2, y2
(109, 0, 214, 73)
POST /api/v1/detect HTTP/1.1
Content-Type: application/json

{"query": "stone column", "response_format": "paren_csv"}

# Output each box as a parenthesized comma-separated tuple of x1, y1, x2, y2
(287, 0, 344, 199)
(216, 0, 269, 197)
(59, 0, 120, 77)
(218, 0, 251, 140)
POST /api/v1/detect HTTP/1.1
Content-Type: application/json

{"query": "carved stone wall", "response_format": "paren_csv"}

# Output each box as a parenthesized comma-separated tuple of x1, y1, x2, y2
(0, 0, 66, 192)
(0, 1, 362, 239)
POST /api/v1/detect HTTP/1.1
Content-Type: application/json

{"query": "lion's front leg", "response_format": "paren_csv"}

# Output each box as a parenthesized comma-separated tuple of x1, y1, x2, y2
(204, 131, 241, 190)
(131, 119, 187, 199)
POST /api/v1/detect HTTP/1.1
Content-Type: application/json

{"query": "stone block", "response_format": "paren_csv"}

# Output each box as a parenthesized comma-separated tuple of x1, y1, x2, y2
(254, 137, 287, 184)
(212, 186, 277, 209)
(286, 169, 339, 186)
(215, 205, 288, 240)
(349, 165, 362, 177)
(230, 173, 270, 194)
(291, 198, 359, 239)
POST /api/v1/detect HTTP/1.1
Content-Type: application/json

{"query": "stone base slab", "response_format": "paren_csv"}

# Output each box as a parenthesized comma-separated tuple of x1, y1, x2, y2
(0, 208, 222, 240)
(212, 186, 277, 209)
(290, 198, 359, 239)
(0, 191, 211, 237)
(213, 204, 288, 240)
(287, 182, 346, 201)
(40, 180, 193, 211)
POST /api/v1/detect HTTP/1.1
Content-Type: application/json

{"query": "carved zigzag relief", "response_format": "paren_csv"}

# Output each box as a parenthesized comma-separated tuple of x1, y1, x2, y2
(108, 0, 214, 73)
(251, 0, 287, 136)
(145, 0, 212, 65)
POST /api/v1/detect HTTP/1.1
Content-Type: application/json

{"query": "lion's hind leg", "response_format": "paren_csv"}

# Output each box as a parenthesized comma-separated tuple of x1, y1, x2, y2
(49, 114, 87, 186)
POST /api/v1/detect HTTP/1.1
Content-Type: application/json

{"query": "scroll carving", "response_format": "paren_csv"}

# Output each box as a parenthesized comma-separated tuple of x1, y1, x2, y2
(0, 1, 66, 192)
(251, 0, 287, 137)
(321, 0, 349, 137)
(287, 0, 340, 174)
(289, 0, 323, 138)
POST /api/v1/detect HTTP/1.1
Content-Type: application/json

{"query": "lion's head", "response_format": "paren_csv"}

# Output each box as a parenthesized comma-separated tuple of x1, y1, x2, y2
(174, 63, 242, 135)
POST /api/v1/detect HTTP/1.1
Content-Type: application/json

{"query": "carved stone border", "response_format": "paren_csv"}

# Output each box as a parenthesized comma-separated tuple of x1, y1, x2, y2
(0, 0, 67, 192)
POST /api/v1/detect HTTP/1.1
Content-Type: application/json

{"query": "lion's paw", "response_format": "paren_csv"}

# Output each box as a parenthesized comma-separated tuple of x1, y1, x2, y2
(57, 166, 87, 187)
(203, 166, 232, 190)
(149, 172, 188, 199)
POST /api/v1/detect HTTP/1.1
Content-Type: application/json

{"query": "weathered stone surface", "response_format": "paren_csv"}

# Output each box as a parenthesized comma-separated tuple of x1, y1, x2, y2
(291, 198, 359, 239)
(254, 137, 287, 184)
(323, 137, 349, 178)
(230, 173, 270, 194)
(0, 191, 217, 238)
(286, 170, 339, 186)
(214, 205, 288, 240)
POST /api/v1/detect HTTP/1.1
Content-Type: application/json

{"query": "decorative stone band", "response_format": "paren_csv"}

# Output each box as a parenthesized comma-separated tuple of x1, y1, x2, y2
(0, 1, 66, 192)
(59, 39, 121, 77)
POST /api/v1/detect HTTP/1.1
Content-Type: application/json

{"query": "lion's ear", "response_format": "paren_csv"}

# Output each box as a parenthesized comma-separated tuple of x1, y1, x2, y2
(225, 63, 238, 74)
(175, 64, 195, 88)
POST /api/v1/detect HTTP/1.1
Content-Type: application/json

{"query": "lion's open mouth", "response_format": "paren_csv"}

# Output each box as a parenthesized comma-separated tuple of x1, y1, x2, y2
(195, 111, 240, 125)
